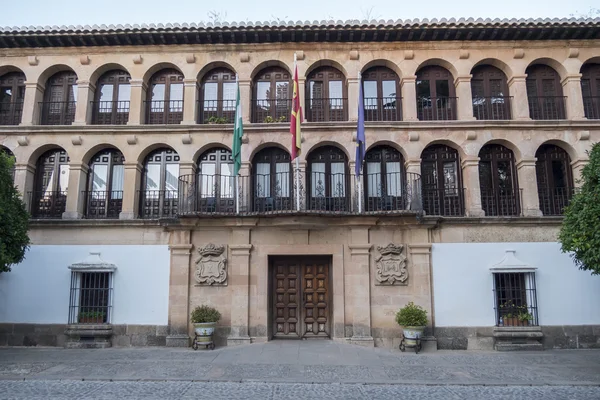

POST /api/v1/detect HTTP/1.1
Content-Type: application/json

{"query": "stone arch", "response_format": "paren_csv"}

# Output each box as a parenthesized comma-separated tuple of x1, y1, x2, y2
(193, 143, 233, 164)
(366, 140, 408, 162)
(304, 141, 351, 161)
(471, 58, 513, 79)
(360, 59, 402, 79)
(82, 144, 127, 165)
(421, 138, 466, 160)
(27, 144, 68, 166)
(305, 59, 348, 79)
(197, 61, 237, 81)
(89, 63, 131, 86)
(526, 58, 568, 80)
(0, 65, 26, 81)
(250, 60, 291, 81)
(249, 142, 290, 162)
(37, 64, 77, 87)
(414, 58, 459, 80)
(536, 139, 578, 162)
(581, 56, 600, 69)
(136, 143, 178, 164)
(477, 138, 522, 161)
(142, 62, 184, 84)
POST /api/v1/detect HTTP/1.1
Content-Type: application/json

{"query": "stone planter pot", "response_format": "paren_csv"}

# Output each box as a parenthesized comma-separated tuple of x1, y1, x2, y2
(402, 326, 425, 346)
(193, 322, 216, 348)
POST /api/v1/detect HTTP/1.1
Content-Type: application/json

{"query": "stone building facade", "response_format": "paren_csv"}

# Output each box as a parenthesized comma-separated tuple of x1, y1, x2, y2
(1, 18, 600, 350)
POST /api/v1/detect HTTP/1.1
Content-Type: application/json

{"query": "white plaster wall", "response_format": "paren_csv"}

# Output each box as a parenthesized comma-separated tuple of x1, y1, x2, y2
(0, 245, 170, 325)
(432, 242, 600, 327)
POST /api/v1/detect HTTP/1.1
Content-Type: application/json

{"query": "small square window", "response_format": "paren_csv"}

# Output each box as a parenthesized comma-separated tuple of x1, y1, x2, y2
(493, 271, 538, 327)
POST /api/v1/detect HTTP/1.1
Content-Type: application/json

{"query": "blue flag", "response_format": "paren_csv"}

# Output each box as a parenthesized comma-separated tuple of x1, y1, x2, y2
(355, 75, 366, 177)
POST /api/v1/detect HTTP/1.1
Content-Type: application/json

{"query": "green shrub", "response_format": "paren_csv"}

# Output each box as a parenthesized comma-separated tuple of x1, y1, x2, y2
(190, 305, 221, 323)
(395, 302, 428, 327)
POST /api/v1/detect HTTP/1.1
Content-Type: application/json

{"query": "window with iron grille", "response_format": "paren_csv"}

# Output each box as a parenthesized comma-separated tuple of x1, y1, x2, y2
(493, 271, 538, 327)
(68, 271, 114, 324)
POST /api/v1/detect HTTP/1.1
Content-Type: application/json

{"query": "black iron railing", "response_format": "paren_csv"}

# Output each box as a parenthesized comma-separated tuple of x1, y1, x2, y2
(583, 96, 600, 120)
(363, 172, 421, 212)
(538, 187, 574, 216)
(0, 101, 24, 125)
(83, 190, 123, 219)
(527, 96, 566, 120)
(91, 101, 130, 125)
(493, 271, 538, 327)
(138, 190, 178, 218)
(472, 96, 512, 120)
(198, 99, 236, 124)
(252, 98, 292, 123)
(68, 271, 113, 325)
(363, 97, 402, 121)
(144, 100, 183, 124)
(308, 172, 349, 212)
(480, 188, 522, 217)
(39, 101, 76, 125)
(28, 190, 67, 219)
(306, 98, 348, 122)
(417, 97, 458, 121)
(422, 187, 465, 216)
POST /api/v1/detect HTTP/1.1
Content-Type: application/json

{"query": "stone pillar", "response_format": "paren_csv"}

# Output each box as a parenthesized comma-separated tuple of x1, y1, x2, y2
(119, 162, 142, 220)
(508, 75, 531, 120)
(454, 75, 475, 120)
(181, 79, 198, 125)
(239, 79, 251, 124)
(13, 163, 35, 209)
(516, 159, 542, 217)
(347, 77, 359, 122)
(562, 74, 586, 120)
(127, 79, 147, 125)
(407, 244, 434, 330)
(19, 82, 44, 126)
(348, 228, 373, 347)
(73, 81, 95, 125)
(400, 75, 418, 121)
(405, 159, 422, 211)
(293, 159, 307, 211)
(571, 159, 588, 188)
(63, 163, 89, 219)
(166, 230, 193, 347)
(228, 229, 253, 346)
(462, 157, 485, 217)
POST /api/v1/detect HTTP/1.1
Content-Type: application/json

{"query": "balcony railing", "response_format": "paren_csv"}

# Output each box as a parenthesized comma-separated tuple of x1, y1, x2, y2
(252, 98, 292, 123)
(363, 172, 421, 212)
(480, 188, 522, 217)
(28, 191, 67, 219)
(144, 100, 183, 124)
(138, 190, 178, 218)
(306, 98, 348, 122)
(583, 96, 600, 120)
(83, 190, 123, 219)
(472, 96, 512, 120)
(198, 99, 236, 124)
(538, 187, 574, 216)
(527, 96, 566, 120)
(363, 97, 402, 122)
(91, 101, 130, 125)
(417, 97, 457, 121)
(422, 187, 465, 216)
(39, 101, 76, 125)
(0, 101, 24, 125)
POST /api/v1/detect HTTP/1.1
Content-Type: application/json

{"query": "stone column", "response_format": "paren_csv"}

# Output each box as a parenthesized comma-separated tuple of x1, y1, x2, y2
(119, 162, 142, 219)
(405, 159, 422, 211)
(347, 77, 359, 122)
(239, 79, 251, 124)
(516, 159, 542, 217)
(462, 157, 485, 217)
(348, 228, 373, 347)
(181, 79, 198, 125)
(13, 163, 35, 209)
(400, 75, 418, 121)
(166, 230, 193, 347)
(127, 79, 147, 125)
(508, 75, 531, 120)
(228, 229, 253, 346)
(73, 81, 95, 125)
(562, 74, 586, 120)
(19, 82, 44, 126)
(571, 159, 588, 188)
(63, 163, 89, 219)
(454, 75, 475, 120)
(407, 244, 434, 330)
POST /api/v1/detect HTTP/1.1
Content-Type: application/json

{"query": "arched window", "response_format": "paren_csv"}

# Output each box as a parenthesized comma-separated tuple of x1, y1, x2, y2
(581, 63, 600, 119)
(92, 70, 131, 125)
(1, 147, 15, 180)
(252, 67, 291, 123)
(362, 66, 401, 121)
(252, 147, 292, 212)
(421, 144, 463, 216)
(364, 145, 405, 211)
(146, 69, 184, 124)
(85, 149, 125, 219)
(307, 146, 348, 211)
(416, 66, 456, 121)
(306, 66, 347, 122)
(479, 144, 520, 216)
(0, 71, 25, 125)
(526, 64, 565, 120)
(200, 68, 236, 124)
(471, 65, 511, 120)
(196, 147, 235, 213)
(140, 148, 179, 218)
(42, 71, 78, 125)
(32, 149, 70, 218)
(535, 145, 574, 216)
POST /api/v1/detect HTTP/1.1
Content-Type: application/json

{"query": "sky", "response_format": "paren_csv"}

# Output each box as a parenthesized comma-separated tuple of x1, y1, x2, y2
(0, 0, 598, 28)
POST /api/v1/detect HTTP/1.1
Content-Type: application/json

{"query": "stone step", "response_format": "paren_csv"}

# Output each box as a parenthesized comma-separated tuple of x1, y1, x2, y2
(495, 342, 544, 351)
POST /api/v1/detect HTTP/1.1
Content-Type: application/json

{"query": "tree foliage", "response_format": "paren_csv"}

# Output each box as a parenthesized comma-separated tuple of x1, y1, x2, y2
(559, 142, 600, 275)
(0, 152, 30, 273)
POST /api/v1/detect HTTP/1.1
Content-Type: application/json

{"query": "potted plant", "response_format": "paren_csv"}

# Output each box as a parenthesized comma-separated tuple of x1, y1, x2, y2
(206, 116, 227, 124)
(499, 300, 531, 326)
(517, 309, 533, 326)
(395, 301, 428, 347)
(78, 310, 105, 324)
(190, 305, 221, 348)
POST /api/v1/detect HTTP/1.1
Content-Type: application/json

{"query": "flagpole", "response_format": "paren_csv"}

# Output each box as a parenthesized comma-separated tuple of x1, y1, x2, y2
(294, 52, 301, 212)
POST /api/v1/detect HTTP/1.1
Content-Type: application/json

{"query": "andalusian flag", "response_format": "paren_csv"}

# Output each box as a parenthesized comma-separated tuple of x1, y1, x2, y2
(232, 75, 243, 176)
(290, 59, 302, 160)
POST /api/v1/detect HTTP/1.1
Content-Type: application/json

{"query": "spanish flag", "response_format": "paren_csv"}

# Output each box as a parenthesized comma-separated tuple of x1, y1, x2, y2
(290, 57, 302, 160)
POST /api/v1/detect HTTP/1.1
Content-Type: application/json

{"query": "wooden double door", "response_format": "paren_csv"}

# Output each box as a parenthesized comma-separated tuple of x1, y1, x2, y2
(270, 257, 331, 339)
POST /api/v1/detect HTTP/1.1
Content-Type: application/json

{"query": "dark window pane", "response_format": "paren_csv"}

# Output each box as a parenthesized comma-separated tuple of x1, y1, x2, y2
(551, 160, 567, 187)
(416, 80, 430, 98)
(436, 80, 450, 97)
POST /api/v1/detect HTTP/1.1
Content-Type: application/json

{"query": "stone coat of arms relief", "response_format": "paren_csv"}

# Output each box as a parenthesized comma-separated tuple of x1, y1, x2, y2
(375, 243, 408, 285)
(194, 243, 227, 286)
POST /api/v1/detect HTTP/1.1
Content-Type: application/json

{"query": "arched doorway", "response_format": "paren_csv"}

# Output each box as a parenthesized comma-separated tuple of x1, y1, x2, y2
(535, 144, 574, 215)
(252, 147, 293, 212)
(307, 146, 348, 211)
(92, 70, 131, 125)
(0, 71, 25, 125)
(306, 66, 347, 122)
(140, 148, 179, 218)
(364, 145, 405, 211)
(196, 147, 235, 213)
(526, 64, 565, 120)
(252, 67, 291, 123)
(416, 65, 456, 121)
(32, 148, 70, 218)
(471, 65, 511, 120)
(41, 71, 78, 125)
(478, 144, 520, 216)
(199, 68, 237, 124)
(85, 149, 125, 218)
(421, 144, 464, 216)
(362, 66, 401, 121)
(146, 69, 184, 124)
